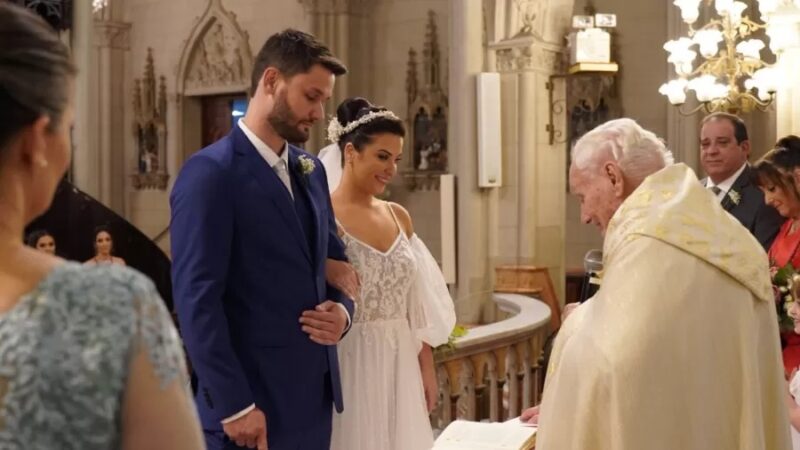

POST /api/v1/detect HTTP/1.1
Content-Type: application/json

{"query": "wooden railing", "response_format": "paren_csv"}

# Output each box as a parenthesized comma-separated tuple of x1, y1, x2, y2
(431, 293, 552, 429)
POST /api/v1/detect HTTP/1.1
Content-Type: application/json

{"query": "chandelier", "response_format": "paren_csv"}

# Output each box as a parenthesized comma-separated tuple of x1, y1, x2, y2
(660, 0, 786, 114)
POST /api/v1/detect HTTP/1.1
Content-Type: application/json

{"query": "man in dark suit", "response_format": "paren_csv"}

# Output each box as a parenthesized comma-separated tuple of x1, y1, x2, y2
(171, 30, 357, 450)
(700, 112, 783, 249)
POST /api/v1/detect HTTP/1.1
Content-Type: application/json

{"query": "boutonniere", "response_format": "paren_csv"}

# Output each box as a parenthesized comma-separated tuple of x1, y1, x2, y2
(728, 189, 741, 206)
(294, 155, 315, 186)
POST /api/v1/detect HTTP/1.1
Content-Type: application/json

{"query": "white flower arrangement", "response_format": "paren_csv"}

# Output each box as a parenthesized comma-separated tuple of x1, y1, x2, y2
(326, 110, 401, 144)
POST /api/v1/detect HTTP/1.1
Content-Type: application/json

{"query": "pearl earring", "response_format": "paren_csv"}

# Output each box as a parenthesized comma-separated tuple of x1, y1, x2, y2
(36, 157, 48, 168)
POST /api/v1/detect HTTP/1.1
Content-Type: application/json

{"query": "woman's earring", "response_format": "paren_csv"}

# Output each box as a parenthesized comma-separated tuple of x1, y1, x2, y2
(36, 157, 49, 168)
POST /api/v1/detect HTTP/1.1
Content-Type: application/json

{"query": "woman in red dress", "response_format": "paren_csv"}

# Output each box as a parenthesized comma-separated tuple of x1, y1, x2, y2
(753, 136, 800, 375)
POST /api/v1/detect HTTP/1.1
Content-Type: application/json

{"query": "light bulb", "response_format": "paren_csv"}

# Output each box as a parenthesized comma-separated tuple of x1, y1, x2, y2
(694, 29, 723, 58)
(736, 39, 765, 59)
(659, 79, 689, 104)
(674, 0, 702, 24)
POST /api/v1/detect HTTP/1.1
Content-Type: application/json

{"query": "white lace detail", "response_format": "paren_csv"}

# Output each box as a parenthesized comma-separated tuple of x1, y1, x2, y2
(341, 230, 416, 323)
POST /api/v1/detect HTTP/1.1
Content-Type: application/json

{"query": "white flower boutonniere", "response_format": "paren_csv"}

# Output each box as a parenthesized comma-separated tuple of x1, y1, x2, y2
(728, 189, 741, 206)
(298, 155, 315, 176)
(293, 155, 316, 188)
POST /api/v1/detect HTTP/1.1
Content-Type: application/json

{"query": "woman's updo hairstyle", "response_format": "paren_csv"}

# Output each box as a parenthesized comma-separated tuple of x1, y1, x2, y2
(0, 2, 76, 150)
(335, 97, 405, 158)
(772, 135, 800, 170)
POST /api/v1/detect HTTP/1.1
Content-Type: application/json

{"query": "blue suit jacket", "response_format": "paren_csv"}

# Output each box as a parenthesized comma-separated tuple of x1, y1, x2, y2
(170, 126, 354, 439)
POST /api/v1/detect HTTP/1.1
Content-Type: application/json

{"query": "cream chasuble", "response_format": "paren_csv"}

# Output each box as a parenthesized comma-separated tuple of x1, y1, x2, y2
(536, 164, 791, 450)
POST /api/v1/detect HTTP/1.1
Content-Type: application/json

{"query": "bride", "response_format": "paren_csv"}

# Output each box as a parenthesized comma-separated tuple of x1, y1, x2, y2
(322, 97, 456, 450)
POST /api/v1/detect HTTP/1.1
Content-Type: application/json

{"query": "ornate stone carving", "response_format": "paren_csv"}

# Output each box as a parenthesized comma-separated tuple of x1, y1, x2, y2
(491, 35, 564, 73)
(177, 0, 254, 97)
(93, 20, 130, 50)
(131, 49, 169, 190)
(511, 0, 547, 38)
(297, 0, 373, 16)
(186, 21, 247, 93)
(403, 10, 449, 192)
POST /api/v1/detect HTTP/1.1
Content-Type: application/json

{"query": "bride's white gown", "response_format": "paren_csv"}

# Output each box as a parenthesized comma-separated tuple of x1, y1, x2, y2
(330, 205, 456, 450)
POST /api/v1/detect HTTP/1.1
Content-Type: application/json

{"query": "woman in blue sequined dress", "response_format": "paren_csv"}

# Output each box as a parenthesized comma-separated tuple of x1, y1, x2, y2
(0, 4, 203, 449)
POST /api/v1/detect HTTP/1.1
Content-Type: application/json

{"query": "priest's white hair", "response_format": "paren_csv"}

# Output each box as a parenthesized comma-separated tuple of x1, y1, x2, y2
(571, 118, 675, 184)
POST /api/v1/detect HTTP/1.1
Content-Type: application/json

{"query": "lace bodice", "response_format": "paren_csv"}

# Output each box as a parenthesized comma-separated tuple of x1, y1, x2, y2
(341, 231, 417, 323)
(0, 262, 187, 449)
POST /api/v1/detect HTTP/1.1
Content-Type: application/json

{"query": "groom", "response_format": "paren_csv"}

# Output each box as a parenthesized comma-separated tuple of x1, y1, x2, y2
(171, 30, 356, 450)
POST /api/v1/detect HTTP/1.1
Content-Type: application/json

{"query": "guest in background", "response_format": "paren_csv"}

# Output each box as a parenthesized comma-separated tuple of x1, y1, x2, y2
(84, 224, 126, 266)
(752, 138, 800, 376)
(25, 229, 56, 255)
(699, 112, 783, 249)
(753, 145, 800, 272)
(0, 3, 203, 448)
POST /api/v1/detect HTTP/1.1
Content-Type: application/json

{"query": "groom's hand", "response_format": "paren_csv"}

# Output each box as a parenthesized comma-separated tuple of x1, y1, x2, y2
(300, 300, 348, 345)
(223, 407, 268, 449)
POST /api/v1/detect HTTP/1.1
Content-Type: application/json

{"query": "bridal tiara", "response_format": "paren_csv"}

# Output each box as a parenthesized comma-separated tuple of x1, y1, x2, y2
(326, 110, 401, 144)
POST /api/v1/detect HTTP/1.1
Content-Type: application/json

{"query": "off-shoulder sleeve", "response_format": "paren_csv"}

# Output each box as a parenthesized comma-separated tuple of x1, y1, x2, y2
(407, 234, 457, 349)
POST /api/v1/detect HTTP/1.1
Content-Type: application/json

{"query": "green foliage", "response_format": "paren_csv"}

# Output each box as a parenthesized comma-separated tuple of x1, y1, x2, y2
(773, 262, 796, 332)
(434, 324, 469, 355)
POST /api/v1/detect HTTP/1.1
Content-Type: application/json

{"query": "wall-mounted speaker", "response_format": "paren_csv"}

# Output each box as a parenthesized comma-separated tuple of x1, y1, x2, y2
(476, 72, 502, 188)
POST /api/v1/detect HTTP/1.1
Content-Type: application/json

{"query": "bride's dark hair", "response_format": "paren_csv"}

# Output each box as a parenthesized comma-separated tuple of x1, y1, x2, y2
(335, 97, 405, 165)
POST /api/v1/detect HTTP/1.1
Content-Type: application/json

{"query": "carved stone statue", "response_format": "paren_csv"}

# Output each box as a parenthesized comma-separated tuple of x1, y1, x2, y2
(131, 48, 169, 190)
(405, 10, 449, 189)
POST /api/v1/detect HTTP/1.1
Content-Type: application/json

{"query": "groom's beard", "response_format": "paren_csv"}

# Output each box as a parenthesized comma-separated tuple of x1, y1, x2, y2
(268, 90, 311, 143)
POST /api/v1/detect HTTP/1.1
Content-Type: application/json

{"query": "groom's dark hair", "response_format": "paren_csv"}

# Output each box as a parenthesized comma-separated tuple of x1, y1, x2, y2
(249, 29, 347, 97)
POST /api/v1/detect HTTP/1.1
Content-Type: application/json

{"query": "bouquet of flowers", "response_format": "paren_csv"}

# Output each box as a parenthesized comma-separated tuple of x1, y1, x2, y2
(772, 262, 796, 332)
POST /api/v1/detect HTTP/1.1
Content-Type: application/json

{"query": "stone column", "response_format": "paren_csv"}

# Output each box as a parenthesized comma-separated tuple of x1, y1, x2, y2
(71, 0, 98, 197)
(298, 0, 375, 152)
(450, 0, 490, 322)
(93, 4, 131, 214)
(489, 35, 568, 306)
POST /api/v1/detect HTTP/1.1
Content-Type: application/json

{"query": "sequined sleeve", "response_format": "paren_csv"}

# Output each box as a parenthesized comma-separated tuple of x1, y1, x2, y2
(128, 274, 189, 389)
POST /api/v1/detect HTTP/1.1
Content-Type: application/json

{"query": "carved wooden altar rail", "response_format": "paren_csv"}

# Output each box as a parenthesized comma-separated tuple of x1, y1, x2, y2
(431, 293, 552, 430)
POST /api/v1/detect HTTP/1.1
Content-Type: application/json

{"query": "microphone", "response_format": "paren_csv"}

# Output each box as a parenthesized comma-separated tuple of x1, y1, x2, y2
(580, 249, 603, 303)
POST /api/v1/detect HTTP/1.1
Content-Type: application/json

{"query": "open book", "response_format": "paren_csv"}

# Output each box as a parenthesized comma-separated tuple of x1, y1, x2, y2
(432, 419, 537, 450)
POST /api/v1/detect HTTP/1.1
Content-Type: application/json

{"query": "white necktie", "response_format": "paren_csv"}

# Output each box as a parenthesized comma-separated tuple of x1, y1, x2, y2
(274, 160, 293, 199)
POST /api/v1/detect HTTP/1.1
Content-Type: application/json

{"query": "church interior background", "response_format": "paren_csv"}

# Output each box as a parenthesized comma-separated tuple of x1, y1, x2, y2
(22, 0, 800, 425)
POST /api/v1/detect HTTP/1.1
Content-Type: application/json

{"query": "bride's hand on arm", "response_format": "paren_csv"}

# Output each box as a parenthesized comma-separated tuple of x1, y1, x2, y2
(325, 259, 360, 300)
(418, 344, 439, 412)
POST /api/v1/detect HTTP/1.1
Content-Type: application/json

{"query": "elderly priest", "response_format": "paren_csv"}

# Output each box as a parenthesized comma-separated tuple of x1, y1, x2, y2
(532, 118, 790, 450)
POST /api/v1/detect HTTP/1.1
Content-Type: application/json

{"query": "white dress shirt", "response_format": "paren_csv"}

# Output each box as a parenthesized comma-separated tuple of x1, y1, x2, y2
(706, 162, 747, 202)
(238, 120, 293, 198)
(223, 121, 351, 424)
